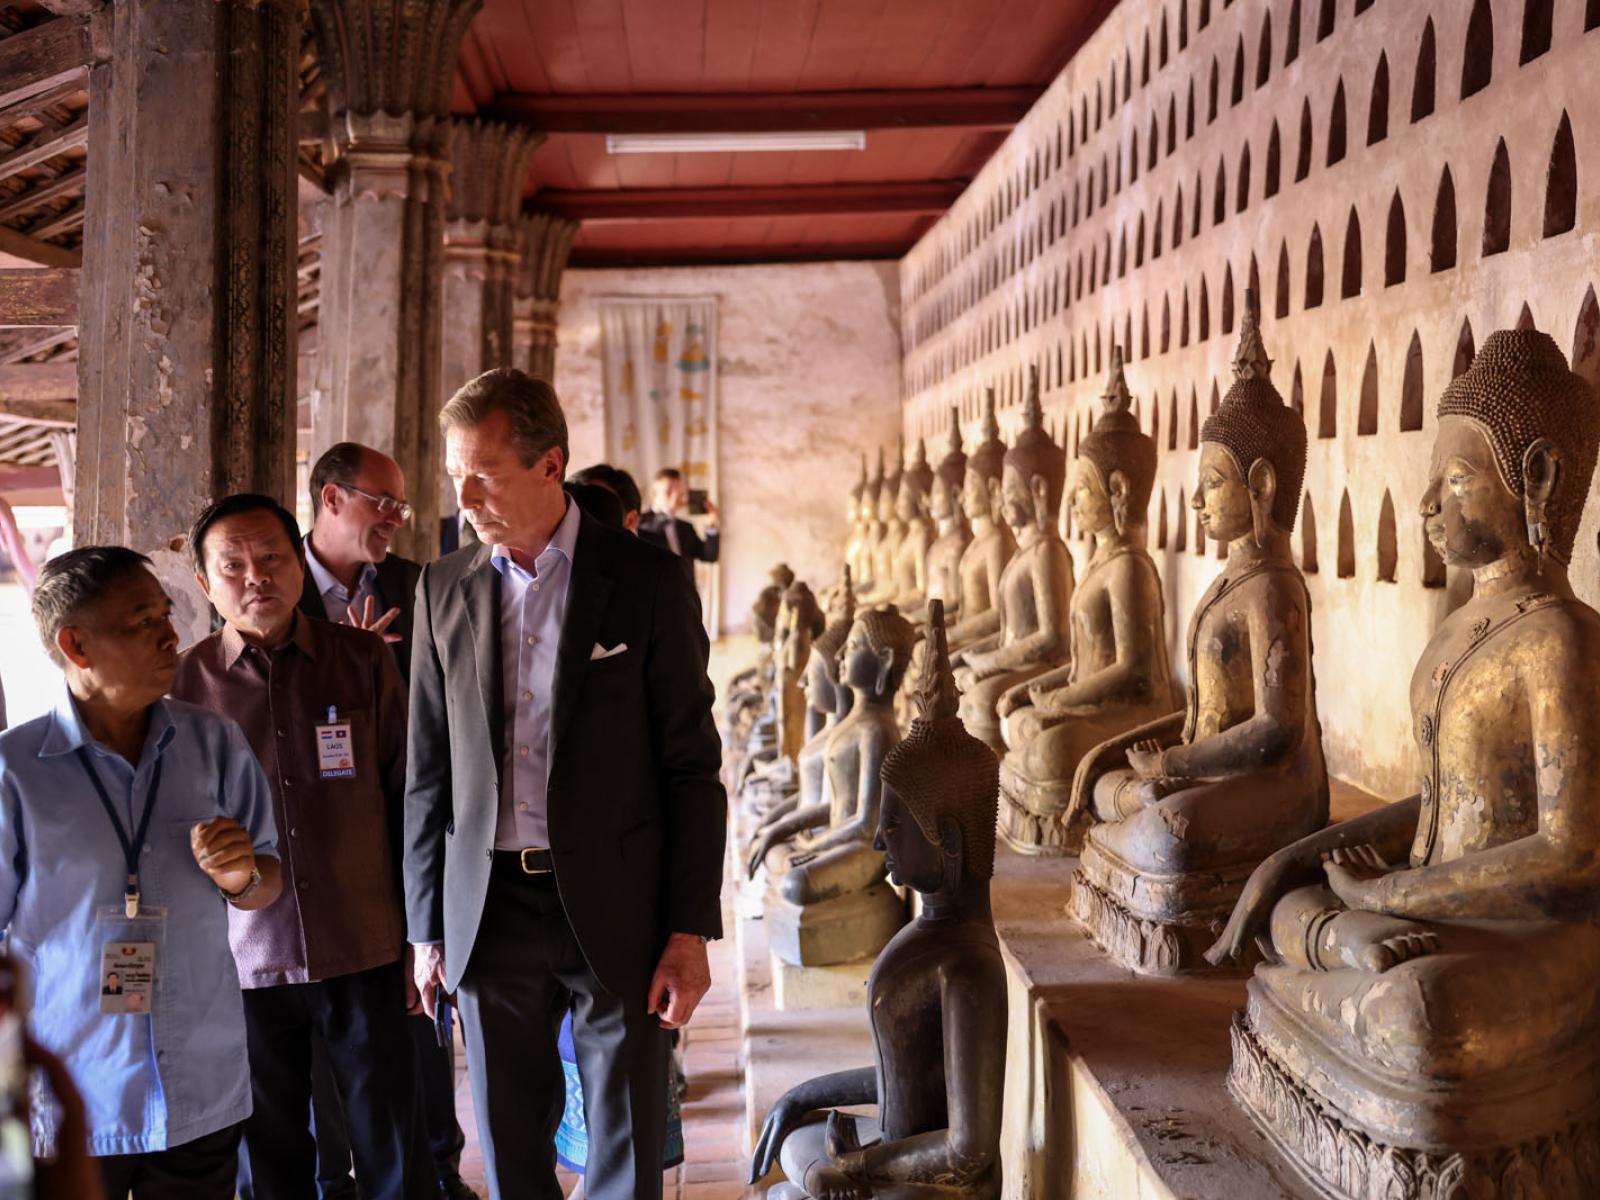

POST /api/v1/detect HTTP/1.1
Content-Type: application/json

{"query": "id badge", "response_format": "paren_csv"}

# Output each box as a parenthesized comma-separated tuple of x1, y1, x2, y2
(316, 710, 355, 779)
(96, 906, 164, 1016)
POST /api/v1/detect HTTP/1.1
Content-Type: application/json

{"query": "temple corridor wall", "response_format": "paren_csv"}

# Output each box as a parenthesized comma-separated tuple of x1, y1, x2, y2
(898, 0, 1600, 798)
(556, 261, 904, 635)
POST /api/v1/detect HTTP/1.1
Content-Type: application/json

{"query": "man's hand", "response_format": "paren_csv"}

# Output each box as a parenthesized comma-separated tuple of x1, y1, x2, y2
(190, 817, 256, 894)
(413, 942, 446, 1019)
(344, 596, 403, 644)
(648, 932, 711, 1029)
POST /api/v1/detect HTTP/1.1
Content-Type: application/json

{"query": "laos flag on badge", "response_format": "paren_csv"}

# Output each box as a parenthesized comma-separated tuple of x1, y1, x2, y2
(316, 717, 355, 779)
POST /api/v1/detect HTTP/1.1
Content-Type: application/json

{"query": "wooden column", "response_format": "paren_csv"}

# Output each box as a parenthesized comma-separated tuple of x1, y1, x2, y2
(73, 0, 299, 548)
(307, 0, 480, 562)
(512, 210, 579, 383)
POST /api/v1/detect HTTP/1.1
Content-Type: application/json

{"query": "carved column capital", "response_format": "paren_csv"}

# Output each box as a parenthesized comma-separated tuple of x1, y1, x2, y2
(513, 210, 579, 303)
(307, 0, 480, 125)
(446, 119, 544, 227)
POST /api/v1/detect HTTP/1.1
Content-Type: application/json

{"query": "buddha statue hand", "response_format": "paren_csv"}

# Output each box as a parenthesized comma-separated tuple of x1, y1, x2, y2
(1321, 843, 1395, 908)
(1124, 738, 1172, 780)
(996, 679, 1035, 718)
(1204, 843, 1308, 966)
(803, 1165, 869, 1200)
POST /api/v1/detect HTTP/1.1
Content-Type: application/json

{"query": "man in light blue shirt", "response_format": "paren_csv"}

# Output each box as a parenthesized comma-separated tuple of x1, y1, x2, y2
(0, 547, 281, 1199)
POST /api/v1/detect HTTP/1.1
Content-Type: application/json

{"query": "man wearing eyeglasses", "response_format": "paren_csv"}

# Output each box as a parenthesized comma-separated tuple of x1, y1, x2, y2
(302, 444, 424, 665)
(300, 444, 474, 1200)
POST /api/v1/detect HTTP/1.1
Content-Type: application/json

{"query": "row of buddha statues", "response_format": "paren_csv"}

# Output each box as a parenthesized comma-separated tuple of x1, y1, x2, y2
(725, 289, 1600, 1199)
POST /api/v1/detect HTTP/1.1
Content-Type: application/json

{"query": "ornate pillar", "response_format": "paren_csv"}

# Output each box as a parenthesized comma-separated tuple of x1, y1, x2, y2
(73, 0, 299, 549)
(307, 0, 480, 561)
(512, 211, 579, 382)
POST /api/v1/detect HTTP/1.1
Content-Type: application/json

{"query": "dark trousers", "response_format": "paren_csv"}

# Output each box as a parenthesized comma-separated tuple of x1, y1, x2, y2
(311, 1013, 466, 1195)
(238, 962, 429, 1200)
(98, 1122, 241, 1200)
(457, 855, 668, 1200)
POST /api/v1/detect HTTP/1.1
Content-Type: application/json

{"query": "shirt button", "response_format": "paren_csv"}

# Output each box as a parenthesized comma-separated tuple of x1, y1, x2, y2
(289, 827, 299, 838)
(521, 691, 532, 701)
(531, 583, 540, 593)
(526, 635, 538, 646)
(518, 746, 529, 757)
(277, 729, 286, 737)
(282, 779, 294, 788)
(297, 879, 308, 891)
(518, 803, 528, 812)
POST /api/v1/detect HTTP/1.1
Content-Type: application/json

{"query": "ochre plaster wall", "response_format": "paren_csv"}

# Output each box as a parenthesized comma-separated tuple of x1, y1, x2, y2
(899, 0, 1600, 797)
(555, 261, 904, 635)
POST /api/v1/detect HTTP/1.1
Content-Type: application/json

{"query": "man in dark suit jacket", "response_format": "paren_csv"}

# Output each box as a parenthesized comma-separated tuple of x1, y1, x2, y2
(408, 370, 725, 1200)
(637, 468, 719, 578)
(299, 442, 473, 1200)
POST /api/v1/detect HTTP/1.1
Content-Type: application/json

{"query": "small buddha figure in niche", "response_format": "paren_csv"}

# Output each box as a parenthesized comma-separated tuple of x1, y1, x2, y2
(1209, 331, 1600, 1198)
(751, 604, 918, 967)
(952, 367, 1074, 754)
(916, 410, 971, 618)
(887, 438, 936, 609)
(1065, 292, 1327, 975)
(995, 348, 1179, 855)
(749, 600, 1006, 1200)
(843, 455, 872, 590)
(866, 440, 905, 604)
(947, 389, 1016, 647)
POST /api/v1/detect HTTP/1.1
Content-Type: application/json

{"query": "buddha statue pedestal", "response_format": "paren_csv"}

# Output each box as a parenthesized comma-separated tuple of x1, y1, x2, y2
(998, 349, 1177, 856)
(1065, 295, 1327, 977)
(1210, 330, 1600, 1199)
(766, 884, 907, 1000)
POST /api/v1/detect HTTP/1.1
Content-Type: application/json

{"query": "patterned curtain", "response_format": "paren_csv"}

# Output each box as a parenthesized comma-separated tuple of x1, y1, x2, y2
(599, 297, 720, 631)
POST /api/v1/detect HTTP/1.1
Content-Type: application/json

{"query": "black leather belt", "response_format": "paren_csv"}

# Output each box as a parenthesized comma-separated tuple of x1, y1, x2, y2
(492, 847, 553, 876)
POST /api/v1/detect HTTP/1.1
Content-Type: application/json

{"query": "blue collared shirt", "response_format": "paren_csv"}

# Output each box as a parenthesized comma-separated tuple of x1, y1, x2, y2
(0, 688, 277, 1155)
(304, 535, 380, 625)
(490, 497, 580, 849)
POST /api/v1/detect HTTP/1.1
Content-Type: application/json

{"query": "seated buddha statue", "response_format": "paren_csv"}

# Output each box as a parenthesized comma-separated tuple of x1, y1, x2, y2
(725, 564, 793, 743)
(856, 450, 886, 596)
(947, 389, 1016, 647)
(843, 454, 872, 591)
(914, 411, 971, 620)
(1208, 329, 1600, 1198)
(886, 438, 936, 609)
(952, 367, 1074, 753)
(866, 440, 905, 604)
(749, 600, 1006, 1199)
(1065, 292, 1328, 975)
(753, 604, 917, 966)
(738, 579, 827, 798)
(995, 348, 1180, 855)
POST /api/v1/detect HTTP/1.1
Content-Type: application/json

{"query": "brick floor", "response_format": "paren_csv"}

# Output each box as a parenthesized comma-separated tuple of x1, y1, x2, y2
(453, 893, 755, 1200)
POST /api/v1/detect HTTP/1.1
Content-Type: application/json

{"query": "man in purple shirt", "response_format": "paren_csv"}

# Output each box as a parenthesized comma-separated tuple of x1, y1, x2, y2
(171, 494, 425, 1200)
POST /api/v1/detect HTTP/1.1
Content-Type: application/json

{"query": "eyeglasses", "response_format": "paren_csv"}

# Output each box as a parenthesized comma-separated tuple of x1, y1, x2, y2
(339, 483, 414, 523)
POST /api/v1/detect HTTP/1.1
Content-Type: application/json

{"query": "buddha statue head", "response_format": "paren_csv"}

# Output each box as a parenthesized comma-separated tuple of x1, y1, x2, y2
(785, 580, 826, 645)
(842, 603, 917, 702)
(1426, 329, 1598, 571)
(964, 388, 1006, 526)
(1075, 345, 1157, 539)
(1001, 366, 1065, 535)
(929, 408, 968, 525)
(1196, 290, 1306, 546)
(897, 436, 935, 523)
(879, 435, 905, 525)
(751, 585, 784, 645)
(879, 600, 1000, 892)
(807, 579, 858, 719)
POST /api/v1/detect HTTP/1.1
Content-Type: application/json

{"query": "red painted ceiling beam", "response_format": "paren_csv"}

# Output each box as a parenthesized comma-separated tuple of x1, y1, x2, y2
(569, 241, 914, 269)
(539, 180, 965, 222)
(490, 87, 1041, 135)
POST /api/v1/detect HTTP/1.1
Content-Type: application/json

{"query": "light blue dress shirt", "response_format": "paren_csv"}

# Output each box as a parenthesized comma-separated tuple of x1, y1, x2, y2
(490, 497, 581, 850)
(304, 535, 380, 625)
(0, 688, 277, 1155)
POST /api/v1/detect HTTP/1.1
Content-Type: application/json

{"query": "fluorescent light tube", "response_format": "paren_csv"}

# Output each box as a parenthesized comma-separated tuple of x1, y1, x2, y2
(605, 131, 867, 154)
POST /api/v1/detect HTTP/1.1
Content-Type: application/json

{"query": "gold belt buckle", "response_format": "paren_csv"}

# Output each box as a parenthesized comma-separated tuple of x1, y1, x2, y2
(519, 847, 552, 875)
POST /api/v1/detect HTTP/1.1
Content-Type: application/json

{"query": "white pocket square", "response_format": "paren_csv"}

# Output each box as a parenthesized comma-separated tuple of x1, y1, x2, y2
(590, 642, 628, 661)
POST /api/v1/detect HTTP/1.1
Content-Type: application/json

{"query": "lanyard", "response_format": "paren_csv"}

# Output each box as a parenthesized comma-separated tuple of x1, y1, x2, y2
(75, 747, 163, 919)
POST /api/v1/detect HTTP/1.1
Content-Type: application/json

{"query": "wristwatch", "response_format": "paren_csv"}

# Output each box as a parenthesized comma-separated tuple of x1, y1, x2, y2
(220, 865, 263, 906)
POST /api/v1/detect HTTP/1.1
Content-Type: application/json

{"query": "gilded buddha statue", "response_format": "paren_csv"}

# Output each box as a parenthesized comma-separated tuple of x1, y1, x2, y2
(866, 440, 906, 603)
(947, 389, 1016, 646)
(885, 438, 936, 609)
(1209, 329, 1600, 1199)
(754, 604, 918, 966)
(995, 348, 1179, 854)
(857, 450, 887, 596)
(1065, 293, 1327, 975)
(952, 367, 1074, 753)
(750, 600, 1006, 1199)
(844, 455, 872, 590)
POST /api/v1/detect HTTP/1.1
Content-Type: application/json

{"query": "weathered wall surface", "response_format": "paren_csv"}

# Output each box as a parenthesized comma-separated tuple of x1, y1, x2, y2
(899, 0, 1600, 797)
(556, 261, 904, 634)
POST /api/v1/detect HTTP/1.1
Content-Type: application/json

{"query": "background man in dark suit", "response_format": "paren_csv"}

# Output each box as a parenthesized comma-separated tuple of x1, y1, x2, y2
(301, 443, 475, 1200)
(407, 369, 725, 1200)
(637, 468, 719, 573)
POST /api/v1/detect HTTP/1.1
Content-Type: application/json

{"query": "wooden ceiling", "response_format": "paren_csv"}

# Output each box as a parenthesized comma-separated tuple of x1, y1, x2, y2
(457, 0, 1120, 266)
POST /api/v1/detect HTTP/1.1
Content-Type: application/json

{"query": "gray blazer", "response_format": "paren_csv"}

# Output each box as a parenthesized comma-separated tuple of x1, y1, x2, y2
(402, 509, 726, 995)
